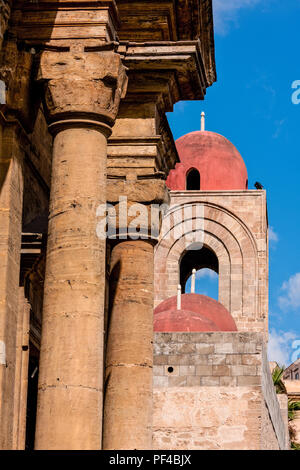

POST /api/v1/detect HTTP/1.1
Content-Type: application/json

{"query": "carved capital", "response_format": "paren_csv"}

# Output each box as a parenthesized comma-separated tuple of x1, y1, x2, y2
(103, 177, 170, 243)
(107, 178, 169, 206)
(37, 48, 128, 133)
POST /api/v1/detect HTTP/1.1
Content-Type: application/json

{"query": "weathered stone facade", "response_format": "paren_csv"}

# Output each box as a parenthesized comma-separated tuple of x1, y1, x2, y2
(0, 0, 288, 451)
(0, 0, 217, 450)
(153, 333, 288, 450)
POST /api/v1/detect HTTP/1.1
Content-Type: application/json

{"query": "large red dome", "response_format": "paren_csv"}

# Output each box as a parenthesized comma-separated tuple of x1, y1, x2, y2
(154, 294, 237, 332)
(166, 131, 248, 191)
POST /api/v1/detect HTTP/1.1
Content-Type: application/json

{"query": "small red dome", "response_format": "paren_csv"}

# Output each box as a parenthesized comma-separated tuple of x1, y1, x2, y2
(154, 294, 237, 332)
(166, 131, 248, 191)
(154, 309, 220, 332)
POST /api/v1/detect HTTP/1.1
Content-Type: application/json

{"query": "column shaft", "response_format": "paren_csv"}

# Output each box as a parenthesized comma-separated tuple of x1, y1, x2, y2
(0, 125, 24, 449)
(103, 240, 154, 450)
(12, 289, 30, 449)
(35, 126, 108, 450)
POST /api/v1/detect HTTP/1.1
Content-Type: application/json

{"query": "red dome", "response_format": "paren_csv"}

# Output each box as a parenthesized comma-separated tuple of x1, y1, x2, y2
(154, 309, 220, 332)
(154, 294, 237, 332)
(166, 131, 248, 191)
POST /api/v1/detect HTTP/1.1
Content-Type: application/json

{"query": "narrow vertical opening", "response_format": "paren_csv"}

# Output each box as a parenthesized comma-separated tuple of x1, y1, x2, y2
(186, 168, 200, 190)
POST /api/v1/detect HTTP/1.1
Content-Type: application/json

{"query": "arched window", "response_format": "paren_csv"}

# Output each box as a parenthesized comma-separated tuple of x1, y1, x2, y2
(186, 168, 200, 190)
(180, 246, 219, 299)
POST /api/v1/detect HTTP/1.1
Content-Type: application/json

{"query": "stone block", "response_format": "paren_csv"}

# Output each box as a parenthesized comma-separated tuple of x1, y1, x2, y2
(175, 333, 194, 343)
(153, 365, 164, 376)
(195, 343, 214, 354)
(196, 365, 213, 376)
(220, 376, 237, 386)
(168, 354, 191, 365)
(201, 376, 220, 386)
(209, 354, 226, 365)
(153, 376, 168, 388)
(186, 376, 201, 387)
(237, 376, 261, 386)
(177, 343, 197, 354)
(212, 365, 231, 376)
(241, 354, 261, 366)
(168, 376, 187, 387)
(179, 365, 196, 376)
(193, 355, 209, 365)
(231, 365, 257, 377)
(154, 355, 169, 365)
(225, 354, 242, 365)
(215, 343, 234, 354)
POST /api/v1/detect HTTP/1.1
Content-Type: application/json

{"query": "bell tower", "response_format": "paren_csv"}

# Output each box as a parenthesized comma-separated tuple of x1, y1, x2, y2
(151, 123, 287, 450)
(154, 123, 267, 334)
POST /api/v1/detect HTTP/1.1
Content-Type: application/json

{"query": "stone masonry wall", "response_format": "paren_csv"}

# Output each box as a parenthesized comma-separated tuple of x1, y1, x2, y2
(153, 386, 262, 450)
(154, 332, 262, 388)
(153, 332, 287, 450)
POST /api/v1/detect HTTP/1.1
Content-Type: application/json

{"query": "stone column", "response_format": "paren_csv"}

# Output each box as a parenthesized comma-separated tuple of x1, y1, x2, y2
(0, 122, 24, 449)
(34, 48, 127, 450)
(12, 289, 30, 449)
(103, 239, 154, 449)
(102, 177, 168, 450)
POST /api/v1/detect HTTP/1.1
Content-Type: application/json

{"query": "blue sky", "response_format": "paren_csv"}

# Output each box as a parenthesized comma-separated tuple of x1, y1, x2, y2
(167, 0, 300, 367)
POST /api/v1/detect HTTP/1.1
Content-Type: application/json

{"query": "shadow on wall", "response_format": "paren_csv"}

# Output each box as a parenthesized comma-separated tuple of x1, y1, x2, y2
(103, 258, 121, 417)
(0, 158, 10, 194)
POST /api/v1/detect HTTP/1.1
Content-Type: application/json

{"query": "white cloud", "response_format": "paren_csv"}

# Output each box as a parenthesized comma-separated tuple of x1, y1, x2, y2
(213, 0, 263, 35)
(195, 268, 218, 281)
(279, 273, 300, 310)
(268, 227, 278, 243)
(268, 329, 297, 367)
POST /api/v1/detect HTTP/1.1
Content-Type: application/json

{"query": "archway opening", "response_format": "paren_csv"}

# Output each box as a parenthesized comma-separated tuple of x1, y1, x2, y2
(180, 246, 219, 300)
(186, 168, 200, 190)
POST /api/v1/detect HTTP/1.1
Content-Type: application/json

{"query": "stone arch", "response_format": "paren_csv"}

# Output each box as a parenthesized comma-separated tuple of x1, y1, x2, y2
(179, 245, 218, 292)
(154, 201, 260, 331)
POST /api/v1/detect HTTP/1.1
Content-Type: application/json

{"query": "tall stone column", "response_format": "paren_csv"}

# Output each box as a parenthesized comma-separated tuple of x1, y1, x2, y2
(12, 289, 30, 450)
(0, 122, 24, 449)
(34, 47, 127, 450)
(103, 239, 154, 449)
(103, 177, 168, 450)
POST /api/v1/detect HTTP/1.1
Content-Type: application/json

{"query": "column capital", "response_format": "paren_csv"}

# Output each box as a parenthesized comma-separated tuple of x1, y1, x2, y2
(37, 47, 128, 134)
(103, 177, 170, 245)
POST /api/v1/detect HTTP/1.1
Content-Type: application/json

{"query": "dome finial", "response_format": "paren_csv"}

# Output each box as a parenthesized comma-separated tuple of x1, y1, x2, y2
(177, 285, 182, 310)
(201, 111, 205, 131)
(191, 269, 196, 294)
